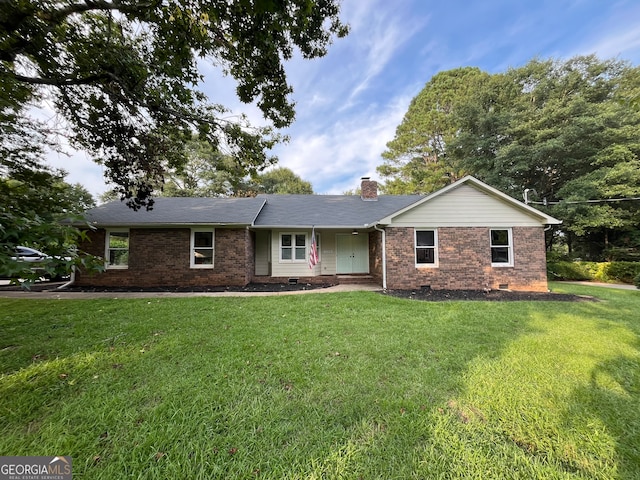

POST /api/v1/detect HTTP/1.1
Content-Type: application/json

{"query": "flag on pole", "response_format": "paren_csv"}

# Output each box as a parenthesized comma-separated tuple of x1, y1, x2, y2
(309, 226, 319, 269)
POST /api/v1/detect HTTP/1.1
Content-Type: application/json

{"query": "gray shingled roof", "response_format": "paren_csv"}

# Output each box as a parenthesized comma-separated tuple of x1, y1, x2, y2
(253, 194, 422, 227)
(83, 194, 424, 228)
(84, 197, 266, 226)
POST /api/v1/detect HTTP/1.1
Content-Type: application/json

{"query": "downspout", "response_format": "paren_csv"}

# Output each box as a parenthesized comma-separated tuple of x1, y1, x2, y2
(56, 265, 76, 290)
(373, 224, 387, 290)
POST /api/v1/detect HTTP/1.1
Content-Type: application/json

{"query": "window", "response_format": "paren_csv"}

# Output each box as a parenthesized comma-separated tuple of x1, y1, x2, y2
(415, 230, 438, 266)
(490, 229, 513, 266)
(280, 233, 307, 262)
(191, 229, 214, 268)
(106, 230, 129, 268)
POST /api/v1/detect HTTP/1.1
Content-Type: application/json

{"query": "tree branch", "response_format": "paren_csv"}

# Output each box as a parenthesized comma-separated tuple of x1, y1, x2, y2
(41, 1, 156, 24)
(10, 72, 108, 86)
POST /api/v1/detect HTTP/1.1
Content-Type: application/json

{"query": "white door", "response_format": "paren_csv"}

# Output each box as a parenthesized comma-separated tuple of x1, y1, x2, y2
(336, 234, 369, 274)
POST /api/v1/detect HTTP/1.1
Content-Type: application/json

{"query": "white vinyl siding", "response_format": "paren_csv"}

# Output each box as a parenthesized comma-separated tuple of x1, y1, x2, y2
(270, 230, 341, 277)
(391, 184, 543, 227)
(254, 230, 271, 276)
(105, 230, 129, 269)
(191, 229, 215, 268)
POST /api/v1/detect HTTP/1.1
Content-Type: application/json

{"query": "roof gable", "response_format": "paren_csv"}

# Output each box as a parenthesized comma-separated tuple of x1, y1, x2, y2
(380, 176, 562, 226)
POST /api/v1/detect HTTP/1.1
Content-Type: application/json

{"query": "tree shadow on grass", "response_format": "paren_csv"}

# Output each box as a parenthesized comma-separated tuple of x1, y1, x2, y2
(560, 311, 640, 479)
(374, 293, 640, 479)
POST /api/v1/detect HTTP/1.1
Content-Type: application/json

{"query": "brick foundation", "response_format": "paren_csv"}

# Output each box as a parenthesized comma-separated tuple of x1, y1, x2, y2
(385, 226, 549, 292)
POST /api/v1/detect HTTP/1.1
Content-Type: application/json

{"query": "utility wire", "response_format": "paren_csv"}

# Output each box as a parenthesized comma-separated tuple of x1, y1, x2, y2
(527, 197, 640, 206)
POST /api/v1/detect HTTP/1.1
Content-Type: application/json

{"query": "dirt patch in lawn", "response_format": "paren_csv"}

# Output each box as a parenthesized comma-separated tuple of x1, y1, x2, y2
(381, 288, 596, 302)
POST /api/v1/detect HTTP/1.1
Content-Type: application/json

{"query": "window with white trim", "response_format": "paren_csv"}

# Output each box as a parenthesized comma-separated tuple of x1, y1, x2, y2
(490, 229, 513, 266)
(415, 229, 438, 266)
(191, 229, 215, 268)
(106, 230, 129, 269)
(280, 233, 307, 262)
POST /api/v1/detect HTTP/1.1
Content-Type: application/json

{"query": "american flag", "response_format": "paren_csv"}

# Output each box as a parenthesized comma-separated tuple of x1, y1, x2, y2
(309, 226, 319, 269)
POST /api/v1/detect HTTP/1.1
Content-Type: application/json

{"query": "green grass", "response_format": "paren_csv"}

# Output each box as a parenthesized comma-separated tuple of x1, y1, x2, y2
(1, 283, 639, 479)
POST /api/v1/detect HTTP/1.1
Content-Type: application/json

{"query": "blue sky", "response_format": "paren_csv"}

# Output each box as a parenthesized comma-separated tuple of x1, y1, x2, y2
(48, 0, 640, 199)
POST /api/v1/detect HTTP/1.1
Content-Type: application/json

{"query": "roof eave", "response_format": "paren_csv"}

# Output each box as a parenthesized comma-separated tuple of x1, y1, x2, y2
(252, 224, 374, 229)
(84, 222, 253, 228)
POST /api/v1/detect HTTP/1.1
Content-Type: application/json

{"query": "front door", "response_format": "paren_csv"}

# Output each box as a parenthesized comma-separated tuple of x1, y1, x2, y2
(336, 234, 369, 274)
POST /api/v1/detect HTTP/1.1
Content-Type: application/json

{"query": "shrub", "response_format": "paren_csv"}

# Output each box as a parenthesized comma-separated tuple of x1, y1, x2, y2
(547, 262, 593, 281)
(547, 261, 640, 284)
(635, 272, 640, 289)
(581, 262, 607, 282)
(605, 262, 640, 284)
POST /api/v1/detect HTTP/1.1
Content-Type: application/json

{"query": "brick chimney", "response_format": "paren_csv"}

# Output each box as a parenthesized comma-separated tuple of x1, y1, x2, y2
(360, 177, 378, 201)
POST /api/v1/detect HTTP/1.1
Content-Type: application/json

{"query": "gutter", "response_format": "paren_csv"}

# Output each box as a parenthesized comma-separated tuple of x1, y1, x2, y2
(373, 224, 387, 290)
(251, 224, 373, 230)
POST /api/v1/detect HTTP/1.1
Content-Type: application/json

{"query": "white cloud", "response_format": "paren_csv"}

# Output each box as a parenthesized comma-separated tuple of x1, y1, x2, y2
(26, 101, 109, 199)
(275, 92, 413, 194)
(343, 4, 427, 107)
(47, 148, 108, 198)
(582, 23, 640, 62)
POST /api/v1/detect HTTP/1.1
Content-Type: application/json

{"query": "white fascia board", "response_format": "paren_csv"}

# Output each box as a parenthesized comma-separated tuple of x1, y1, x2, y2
(91, 222, 252, 228)
(251, 224, 371, 230)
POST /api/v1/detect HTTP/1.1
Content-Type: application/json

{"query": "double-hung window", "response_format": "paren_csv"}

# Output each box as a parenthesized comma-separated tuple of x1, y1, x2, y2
(106, 230, 129, 269)
(415, 229, 438, 266)
(280, 233, 307, 262)
(490, 228, 513, 266)
(191, 229, 215, 268)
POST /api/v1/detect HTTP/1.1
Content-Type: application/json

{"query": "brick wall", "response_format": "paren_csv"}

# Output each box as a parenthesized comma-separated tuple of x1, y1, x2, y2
(76, 227, 252, 287)
(385, 226, 549, 292)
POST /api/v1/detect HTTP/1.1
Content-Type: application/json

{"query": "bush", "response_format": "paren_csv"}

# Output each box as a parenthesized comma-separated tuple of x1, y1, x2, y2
(581, 262, 606, 281)
(635, 272, 640, 289)
(547, 262, 593, 281)
(605, 262, 640, 284)
(547, 261, 640, 284)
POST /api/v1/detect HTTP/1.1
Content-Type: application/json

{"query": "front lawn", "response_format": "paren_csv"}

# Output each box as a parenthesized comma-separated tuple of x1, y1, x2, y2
(1, 284, 639, 479)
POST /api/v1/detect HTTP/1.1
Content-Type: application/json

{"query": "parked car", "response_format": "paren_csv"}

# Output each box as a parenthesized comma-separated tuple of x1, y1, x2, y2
(1, 246, 72, 281)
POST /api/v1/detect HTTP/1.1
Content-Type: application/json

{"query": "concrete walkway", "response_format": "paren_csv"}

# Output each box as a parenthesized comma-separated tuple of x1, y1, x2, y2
(559, 281, 638, 291)
(0, 283, 381, 300)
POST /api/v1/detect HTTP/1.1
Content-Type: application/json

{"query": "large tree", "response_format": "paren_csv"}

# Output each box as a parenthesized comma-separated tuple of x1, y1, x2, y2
(0, 0, 348, 209)
(381, 56, 640, 259)
(0, 156, 98, 282)
(450, 56, 640, 258)
(378, 67, 488, 194)
(160, 140, 249, 197)
(251, 167, 313, 194)
(157, 142, 313, 197)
